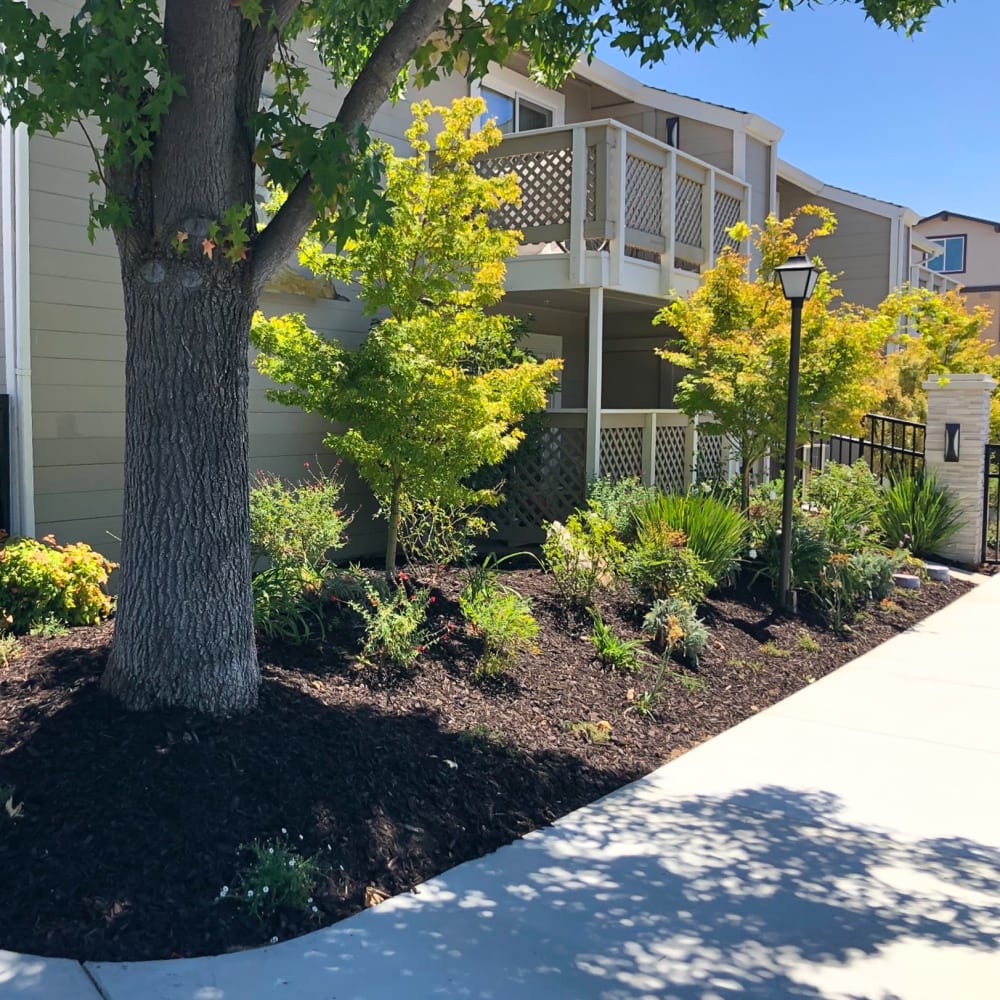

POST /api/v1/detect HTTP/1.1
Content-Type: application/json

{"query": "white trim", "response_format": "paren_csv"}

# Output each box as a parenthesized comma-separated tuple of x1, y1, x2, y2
(778, 158, 920, 225)
(1, 122, 35, 537)
(585, 287, 603, 482)
(568, 57, 784, 142)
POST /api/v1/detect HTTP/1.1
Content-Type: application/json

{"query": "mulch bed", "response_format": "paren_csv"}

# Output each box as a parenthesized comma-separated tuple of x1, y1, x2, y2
(0, 565, 972, 962)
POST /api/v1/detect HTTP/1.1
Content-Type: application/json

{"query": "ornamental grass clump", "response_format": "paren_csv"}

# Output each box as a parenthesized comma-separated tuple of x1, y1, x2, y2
(633, 491, 746, 587)
(587, 609, 645, 671)
(222, 833, 323, 922)
(459, 562, 538, 677)
(878, 470, 963, 557)
(0, 535, 115, 633)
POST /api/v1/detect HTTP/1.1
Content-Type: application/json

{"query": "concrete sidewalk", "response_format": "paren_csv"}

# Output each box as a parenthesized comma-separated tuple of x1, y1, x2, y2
(6, 574, 1000, 999)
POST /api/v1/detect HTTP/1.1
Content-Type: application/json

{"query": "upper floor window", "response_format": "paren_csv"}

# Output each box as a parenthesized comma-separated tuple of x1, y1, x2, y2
(481, 86, 553, 134)
(926, 235, 966, 273)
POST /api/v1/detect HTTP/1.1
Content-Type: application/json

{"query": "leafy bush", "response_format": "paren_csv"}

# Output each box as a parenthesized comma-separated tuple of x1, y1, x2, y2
(633, 491, 746, 586)
(250, 465, 350, 573)
(0, 535, 115, 633)
(393, 494, 493, 574)
(0, 633, 17, 669)
(221, 834, 322, 921)
(460, 576, 538, 676)
(626, 525, 713, 606)
(542, 510, 625, 609)
(349, 582, 433, 669)
(587, 478, 657, 542)
(878, 470, 963, 557)
(807, 549, 896, 631)
(568, 720, 612, 744)
(642, 597, 709, 666)
(587, 609, 645, 671)
(805, 461, 886, 551)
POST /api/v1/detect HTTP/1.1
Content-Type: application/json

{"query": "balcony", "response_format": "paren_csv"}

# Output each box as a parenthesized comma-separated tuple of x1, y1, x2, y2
(477, 121, 751, 299)
(910, 263, 964, 295)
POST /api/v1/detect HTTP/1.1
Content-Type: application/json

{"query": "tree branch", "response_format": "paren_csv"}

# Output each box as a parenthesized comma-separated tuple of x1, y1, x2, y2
(250, 0, 452, 290)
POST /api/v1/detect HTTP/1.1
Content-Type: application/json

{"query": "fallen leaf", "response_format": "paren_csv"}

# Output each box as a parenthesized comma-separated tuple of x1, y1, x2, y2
(202, 238, 216, 260)
(364, 885, 389, 907)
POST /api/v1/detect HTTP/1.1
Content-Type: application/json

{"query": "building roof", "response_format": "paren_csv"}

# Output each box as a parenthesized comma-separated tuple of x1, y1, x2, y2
(918, 210, 1000, 232)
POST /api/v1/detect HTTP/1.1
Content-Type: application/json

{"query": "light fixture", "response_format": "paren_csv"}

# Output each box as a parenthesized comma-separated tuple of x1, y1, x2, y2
(775, 254, 820, 302)
(945, 423, 961, 462)
(775, 253, 820, 612)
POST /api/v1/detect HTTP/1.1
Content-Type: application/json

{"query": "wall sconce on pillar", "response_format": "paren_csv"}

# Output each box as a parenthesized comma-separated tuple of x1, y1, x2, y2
(944, 423, 961, 462)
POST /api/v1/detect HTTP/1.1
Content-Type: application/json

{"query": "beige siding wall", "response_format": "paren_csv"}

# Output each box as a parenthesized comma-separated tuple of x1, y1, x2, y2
(963, 290, 1000, 354)
(24, 0, 465, 561)
(746, 138, 771, 229)
(675, 118, 733, 174)
(778, 178, 891, 308)
(914, 217, 1000, 288)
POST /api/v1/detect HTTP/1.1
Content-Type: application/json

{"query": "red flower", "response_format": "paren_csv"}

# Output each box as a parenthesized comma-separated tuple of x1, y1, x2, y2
(429, 596, 436, 604)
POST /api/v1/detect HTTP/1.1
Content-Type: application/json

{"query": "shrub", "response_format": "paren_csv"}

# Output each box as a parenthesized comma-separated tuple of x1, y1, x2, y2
(805, 461, 886, 551)
(642, 597, 709, 665)
(0, 633, 17, 669)
(250, 465, 350, 573)
(460, 578, 538, 676)
(221, 834, 322, 922)
(878, 470, 963, 557)
(587, 609, 645, 671)
(587, 478, 657, 542)
(542, 510, 625, 609)
(349, 582, 433, 669)
(568, 720, 612, 744)
(808, 549, 896, 631)
(626, 525, 713, 606)
(0, 535, 115, 633)
(633, 491, 746, 586)
(393, 494, 493, 575)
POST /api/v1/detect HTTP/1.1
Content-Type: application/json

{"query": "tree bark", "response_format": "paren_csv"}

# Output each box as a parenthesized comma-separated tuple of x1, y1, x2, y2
(102, 261, 259, 714)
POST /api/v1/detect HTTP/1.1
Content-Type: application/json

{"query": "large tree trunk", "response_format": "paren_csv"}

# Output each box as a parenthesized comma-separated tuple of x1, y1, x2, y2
(102, 263, 259, 714)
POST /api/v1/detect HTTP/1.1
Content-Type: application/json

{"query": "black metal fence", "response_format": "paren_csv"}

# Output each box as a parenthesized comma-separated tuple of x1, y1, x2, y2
(983, 444, 1000, 566)
(807, 413, 925, 483)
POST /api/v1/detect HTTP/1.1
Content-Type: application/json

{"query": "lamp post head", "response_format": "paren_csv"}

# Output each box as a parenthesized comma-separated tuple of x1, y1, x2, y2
(776, 254, 819, 302)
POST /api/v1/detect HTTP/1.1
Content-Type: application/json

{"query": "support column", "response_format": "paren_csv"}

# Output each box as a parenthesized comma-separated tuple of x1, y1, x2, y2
(585, 287, 604, 483)
(923, 373, 996, 566)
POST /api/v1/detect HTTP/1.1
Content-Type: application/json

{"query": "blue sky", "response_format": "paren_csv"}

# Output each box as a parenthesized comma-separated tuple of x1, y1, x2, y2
(596, 0, 999, 221)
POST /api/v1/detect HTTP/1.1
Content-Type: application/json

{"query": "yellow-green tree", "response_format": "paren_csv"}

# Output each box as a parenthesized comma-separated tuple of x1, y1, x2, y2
(873, 287, 1000, 437)
(656, 208, 887, 506)
(252, 99, 561, 571)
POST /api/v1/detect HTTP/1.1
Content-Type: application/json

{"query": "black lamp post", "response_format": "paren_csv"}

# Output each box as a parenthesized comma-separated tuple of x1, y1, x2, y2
(775, 253, 819, 611)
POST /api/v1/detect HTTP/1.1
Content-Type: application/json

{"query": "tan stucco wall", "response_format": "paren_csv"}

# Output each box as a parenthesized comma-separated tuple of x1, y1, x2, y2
(778, 178, 892, 308)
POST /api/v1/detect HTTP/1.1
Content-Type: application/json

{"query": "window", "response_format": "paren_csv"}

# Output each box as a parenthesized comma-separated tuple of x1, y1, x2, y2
(481, 87, 553, 134)
(926, 235, 966, 274)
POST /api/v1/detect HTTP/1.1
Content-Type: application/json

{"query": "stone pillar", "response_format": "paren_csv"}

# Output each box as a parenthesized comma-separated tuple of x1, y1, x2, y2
(923, 373, 996, 566)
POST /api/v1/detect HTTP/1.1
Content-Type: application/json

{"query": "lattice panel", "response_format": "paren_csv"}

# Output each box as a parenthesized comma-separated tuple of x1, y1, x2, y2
(655, 425, 687, 493)
(493, 425, 587, 539)
(625, 155, 663, 235)
(674, 176, 703, 248)
(714, 192, 743, 254)
(477, 149, 573, 230)
(696, 434, 725, 482)
(600, 426, 643, 482)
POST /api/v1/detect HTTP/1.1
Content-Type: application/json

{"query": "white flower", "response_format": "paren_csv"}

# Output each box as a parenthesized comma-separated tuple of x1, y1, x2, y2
(268, 848, 275, 855)
(298, 834, 304, 841)
(219, 886, 229, 898)
(262, 886, 269, 894)
(307, 897, 313, 904)
(288, 859, 296, 867)
(748, 548, 758, 560)
(281, 827, 288, 834)
(247, 890, 254, 897)
(270, 936, 278, 945)
(311, 905, 318, 913)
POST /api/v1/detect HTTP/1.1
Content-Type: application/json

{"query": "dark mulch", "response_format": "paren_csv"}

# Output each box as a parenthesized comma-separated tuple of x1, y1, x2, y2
(0, 567, 971, 962)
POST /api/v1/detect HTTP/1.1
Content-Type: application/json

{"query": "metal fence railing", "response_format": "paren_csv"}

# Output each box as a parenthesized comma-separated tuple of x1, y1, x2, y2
(807, 413, 925, 484)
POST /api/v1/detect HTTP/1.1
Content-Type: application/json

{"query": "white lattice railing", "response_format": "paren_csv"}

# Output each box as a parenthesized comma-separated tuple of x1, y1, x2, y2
(910, 263, 964, 295)
(495, 409, 736, 542)
(476, 120, 750, 294)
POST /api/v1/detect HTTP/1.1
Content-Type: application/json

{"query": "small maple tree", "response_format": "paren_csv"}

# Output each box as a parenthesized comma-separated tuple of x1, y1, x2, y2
(252, 100, 561, 571)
